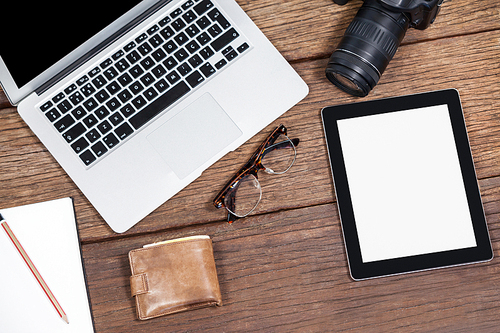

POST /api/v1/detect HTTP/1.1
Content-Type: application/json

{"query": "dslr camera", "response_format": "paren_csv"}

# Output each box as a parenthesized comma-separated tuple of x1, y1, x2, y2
(326, 0, 443, 97)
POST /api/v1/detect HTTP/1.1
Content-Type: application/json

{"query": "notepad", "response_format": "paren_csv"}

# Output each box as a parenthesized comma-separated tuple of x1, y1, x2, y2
(0, 198, 94, 332)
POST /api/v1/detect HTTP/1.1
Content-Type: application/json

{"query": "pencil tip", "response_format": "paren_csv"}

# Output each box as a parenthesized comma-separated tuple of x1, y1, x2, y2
(62, 314, 69, 324)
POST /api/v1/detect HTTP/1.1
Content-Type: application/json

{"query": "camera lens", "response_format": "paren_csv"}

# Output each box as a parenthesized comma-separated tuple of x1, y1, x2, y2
(326, 0, 410, 97)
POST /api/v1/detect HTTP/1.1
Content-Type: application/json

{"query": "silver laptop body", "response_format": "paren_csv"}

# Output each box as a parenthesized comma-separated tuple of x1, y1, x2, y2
(0, 0, 308, 232)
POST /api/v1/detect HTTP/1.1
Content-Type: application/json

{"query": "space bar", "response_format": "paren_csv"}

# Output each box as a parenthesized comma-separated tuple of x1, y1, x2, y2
(129, 81, 191, 130)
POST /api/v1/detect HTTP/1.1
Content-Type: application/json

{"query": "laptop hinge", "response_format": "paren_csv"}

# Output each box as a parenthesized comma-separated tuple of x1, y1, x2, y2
(35, 0, 173, 96)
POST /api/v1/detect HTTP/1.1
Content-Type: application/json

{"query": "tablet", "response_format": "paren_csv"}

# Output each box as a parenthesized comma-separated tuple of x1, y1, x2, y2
(322, 89, 493, 280)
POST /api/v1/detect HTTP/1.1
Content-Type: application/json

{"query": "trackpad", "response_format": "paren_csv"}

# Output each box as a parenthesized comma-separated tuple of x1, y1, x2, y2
(147, 93, 242, 179)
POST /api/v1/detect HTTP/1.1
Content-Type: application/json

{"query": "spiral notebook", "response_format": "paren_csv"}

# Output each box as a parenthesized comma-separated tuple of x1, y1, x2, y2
(0, 198, 94, 332)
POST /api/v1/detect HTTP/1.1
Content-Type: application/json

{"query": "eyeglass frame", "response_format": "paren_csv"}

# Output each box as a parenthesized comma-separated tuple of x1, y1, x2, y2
(213, 124, 299, 223)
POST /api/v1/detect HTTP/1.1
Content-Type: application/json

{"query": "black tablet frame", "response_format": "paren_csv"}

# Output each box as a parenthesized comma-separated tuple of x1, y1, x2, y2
(322, 89, 493, 280)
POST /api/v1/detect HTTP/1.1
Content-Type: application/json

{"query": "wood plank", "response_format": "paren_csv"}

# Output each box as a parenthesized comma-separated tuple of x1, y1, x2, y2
(1, 30, 500, 241)
(239, 0, 500, 62)
(82, 175, 500, 332)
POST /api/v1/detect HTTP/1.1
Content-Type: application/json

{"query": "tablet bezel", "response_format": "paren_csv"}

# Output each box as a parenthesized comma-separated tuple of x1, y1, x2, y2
(322, 89, 493, 280)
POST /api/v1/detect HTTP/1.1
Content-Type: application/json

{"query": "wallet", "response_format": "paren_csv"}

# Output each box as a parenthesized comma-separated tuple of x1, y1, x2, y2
(128, 235, 222, 320)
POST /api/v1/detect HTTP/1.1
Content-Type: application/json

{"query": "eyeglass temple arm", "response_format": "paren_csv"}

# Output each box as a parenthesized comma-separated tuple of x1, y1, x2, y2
(261, 138, 300, 158)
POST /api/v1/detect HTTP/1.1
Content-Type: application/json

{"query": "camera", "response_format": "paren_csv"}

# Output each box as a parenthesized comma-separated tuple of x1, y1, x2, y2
(326, 0, 443, 97)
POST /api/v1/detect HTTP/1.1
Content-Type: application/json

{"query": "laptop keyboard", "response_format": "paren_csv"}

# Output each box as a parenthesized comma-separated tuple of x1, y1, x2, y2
(38, 0, 250, 167)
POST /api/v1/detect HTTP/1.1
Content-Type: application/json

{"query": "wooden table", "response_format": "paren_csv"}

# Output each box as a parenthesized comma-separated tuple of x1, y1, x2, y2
(2, 0, 500, 331)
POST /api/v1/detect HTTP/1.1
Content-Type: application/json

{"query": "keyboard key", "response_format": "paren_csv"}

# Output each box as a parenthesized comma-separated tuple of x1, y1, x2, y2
(140, 56, 155, 70)
(46, 109, 61, 122)
(144, 87, 159, 101)
(152, 64, 167, 78)
(182, 10, 197, 24)
(147, 25, 160, 35)
(71, 137, 89, 154)
(188, 54, 203, 68)
(163, 40, 178, 54)
(124, 41, 136, 52)
(196, 32, 211, 45)
(155, 79, 169, 93)
(237, 42, 250, 53)
(81, 83, 96, 97)
(86, 129, 101, 143)
(182, 0, 195, 10)
(149, 34, 164, 48)
(83, 114, 98, 128)
(117, 89, 133, 103)
(106, 81, 121, 95)
(57, 100, 73, 113)
(194, 0, 214, 15)
(211, 28, 239, 52)
(171, 8, 183, 19)
(200, 46, 215, 60)
(126, 50, 142, 64)
(160, 26, 175, 40)
(174, 32, 189, 46)
(104, 67, 119, 80)
(172, 18, 187, 32)
(120, 104, 135, 117)
(88, 67, 101, 77)
(79, 150, 96, 166)
(95, 89, 110, 103)
(63, 123, 86, 143)
(208, 8, 231, 29)
(140, 73, 155, 87)
(200, 63, 216, 77)
(92, 75, 107, 88)
(72, 106, 87, 120)
(91, 141, 108, 157)
(215, 58, 227, 69)
(106, 97, 121, 111)
(52, 92, 65, 104)
(152, 49, 167, 62)
(186, 24, 200, 38)
(174, 48, 190, 62)
(118, 73, 133, 86)
(100, 58, 113, 69)
(166, 71, 181, 84)
(97, 120, 112, 134)
(186, 40, 200, 53)
(55, 114, 75, 132)
(103, 133, 120, 149)
(115, 123, 134, 140)
(225, 49, 238, 61)
(163, 56, 178, 70)
(138, 42, 153, 56)
(109, 112, 124, 126)
(64, 84, 78, 95)
(208, 23, 223, 37)
(115, 59, 130, 72)
(69, 91, 85, 105)
(158, 16, 171, 27)
(132, 95, 147, 109)
(135, 33, 148, 44)
(196, 16, 211, 29)
(129, 65, 145, 78)
(95, 106, 110, 120)
(77, 75, 89, 86)
(186, 70, 205, 88)
(130, 81, 145, 95)
(112, 50, 125, 60)
(177, 63, 192, 76)
(129, 81, 190, 130)
(40, 101, 53, 112)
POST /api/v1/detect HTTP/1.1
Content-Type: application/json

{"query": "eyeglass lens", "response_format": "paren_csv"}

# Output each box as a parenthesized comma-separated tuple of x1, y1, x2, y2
(223, 134, 296, 218)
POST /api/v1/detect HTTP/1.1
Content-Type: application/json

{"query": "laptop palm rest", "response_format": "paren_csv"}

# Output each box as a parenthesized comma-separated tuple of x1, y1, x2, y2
(147, 93, 243, 179)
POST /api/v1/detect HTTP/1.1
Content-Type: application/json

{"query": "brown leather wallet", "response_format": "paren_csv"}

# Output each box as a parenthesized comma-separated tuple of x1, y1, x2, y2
(128, 235, 222, 320)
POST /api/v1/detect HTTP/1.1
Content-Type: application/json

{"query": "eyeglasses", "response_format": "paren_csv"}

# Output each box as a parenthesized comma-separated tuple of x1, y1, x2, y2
(213, 124, 299, 223)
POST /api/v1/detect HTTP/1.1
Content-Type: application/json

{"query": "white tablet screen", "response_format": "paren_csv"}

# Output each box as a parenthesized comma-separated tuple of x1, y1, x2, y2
(337, 104, 477, 263)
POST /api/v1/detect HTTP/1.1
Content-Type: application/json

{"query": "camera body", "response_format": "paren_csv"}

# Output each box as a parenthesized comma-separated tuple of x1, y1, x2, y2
(326, 0, 443, 96)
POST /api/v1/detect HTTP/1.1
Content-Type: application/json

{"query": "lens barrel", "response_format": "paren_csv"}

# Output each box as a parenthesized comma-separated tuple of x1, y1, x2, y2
(326, 0, 410, 96)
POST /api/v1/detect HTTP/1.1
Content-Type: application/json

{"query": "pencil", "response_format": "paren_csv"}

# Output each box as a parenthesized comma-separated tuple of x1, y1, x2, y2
(0, 213, 69, 324)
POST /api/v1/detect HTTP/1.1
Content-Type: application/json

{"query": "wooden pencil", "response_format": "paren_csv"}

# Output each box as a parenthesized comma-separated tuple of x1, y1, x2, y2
(0, 214, 69, 324)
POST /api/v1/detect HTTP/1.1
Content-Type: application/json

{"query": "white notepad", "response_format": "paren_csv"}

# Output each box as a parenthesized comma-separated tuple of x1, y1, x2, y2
(0, 198, 94, 333)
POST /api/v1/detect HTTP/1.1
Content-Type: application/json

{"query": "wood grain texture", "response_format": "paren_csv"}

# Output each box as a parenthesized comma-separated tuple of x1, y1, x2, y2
(1, 0, 500, 331)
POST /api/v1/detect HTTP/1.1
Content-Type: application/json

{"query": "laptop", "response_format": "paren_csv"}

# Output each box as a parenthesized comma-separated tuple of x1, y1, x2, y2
(0, 0, 308, 232)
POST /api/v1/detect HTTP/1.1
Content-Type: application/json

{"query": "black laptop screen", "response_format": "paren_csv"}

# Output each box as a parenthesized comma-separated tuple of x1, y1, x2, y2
(0, 1, 142, 88)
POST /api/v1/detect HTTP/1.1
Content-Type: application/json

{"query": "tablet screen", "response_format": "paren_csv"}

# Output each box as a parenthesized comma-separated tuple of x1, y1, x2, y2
(337, 104, 477, 263)
(322, 89, 492, 280)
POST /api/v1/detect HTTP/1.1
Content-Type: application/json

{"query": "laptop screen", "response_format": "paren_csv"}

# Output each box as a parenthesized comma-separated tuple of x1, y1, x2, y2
(0, 0, 142, 88)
